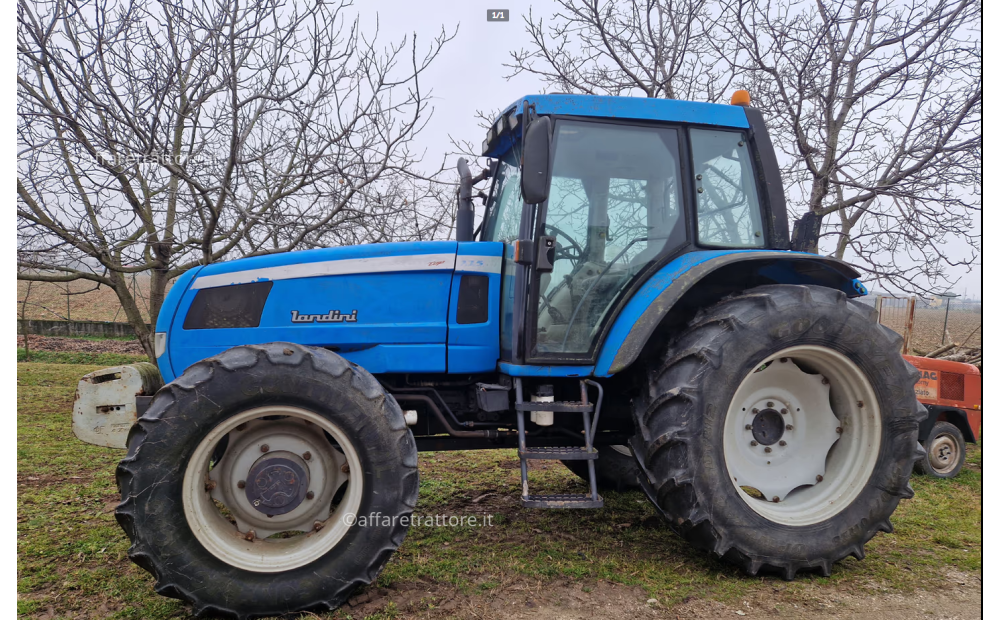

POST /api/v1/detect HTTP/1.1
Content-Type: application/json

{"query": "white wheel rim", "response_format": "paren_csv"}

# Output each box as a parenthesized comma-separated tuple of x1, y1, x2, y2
(928, 434, 959, 473)
(723, 345, 882, 526)
(182, 405, 363, 572)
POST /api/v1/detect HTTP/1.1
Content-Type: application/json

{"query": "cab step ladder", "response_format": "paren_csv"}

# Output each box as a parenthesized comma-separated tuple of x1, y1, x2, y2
(514, 378, 604, 509)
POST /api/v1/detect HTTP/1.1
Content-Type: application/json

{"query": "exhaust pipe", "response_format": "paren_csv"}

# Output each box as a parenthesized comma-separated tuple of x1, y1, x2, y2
(455, 158, 492, 242)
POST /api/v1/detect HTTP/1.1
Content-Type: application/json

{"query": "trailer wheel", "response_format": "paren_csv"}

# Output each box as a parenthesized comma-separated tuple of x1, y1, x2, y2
(632, 285, 925, 579)
(115, 343, 418, 619)
(914, 421, 966, 478)
(563, 445, 642, 491)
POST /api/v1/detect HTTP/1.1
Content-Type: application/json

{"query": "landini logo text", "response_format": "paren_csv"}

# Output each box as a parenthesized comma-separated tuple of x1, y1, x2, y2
(290, 310, 358, 323)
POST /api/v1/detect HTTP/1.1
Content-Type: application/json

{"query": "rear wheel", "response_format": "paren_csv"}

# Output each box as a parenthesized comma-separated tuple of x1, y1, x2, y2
(915, 421, 966, 478)
(563, 445, 642, 491)
(631, 285, 925, 578)
(116, 343, 418, 618)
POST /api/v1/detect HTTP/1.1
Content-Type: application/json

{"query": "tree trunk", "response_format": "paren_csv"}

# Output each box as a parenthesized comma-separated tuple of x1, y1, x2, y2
(109, 273, 157, 364)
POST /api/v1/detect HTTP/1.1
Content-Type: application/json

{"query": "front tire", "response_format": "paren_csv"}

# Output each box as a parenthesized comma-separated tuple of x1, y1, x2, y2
(915, 421, 966, 478)
(115, 343, 418, 619)
(631, 285, 925, 578)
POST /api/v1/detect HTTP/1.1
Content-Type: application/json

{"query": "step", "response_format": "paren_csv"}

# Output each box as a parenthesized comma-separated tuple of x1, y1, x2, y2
(521, 493, 604, 509)
(514, 401, 594, 413)
(519, 446, 598, 460)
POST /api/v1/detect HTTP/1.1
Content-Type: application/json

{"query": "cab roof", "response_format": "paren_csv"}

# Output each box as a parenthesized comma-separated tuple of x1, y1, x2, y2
(483, 94, 749, 157)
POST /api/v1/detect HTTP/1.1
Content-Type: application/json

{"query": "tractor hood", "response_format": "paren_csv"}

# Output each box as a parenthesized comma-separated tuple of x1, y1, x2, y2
(156, 240, 504, 382)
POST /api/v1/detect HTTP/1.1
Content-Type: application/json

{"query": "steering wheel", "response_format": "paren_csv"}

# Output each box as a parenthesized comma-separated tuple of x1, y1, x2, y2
(543, 224, 584, 265)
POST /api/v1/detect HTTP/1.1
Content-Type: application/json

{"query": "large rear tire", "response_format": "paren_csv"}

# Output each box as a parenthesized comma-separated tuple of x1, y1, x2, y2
(115, 343, 418, 619)
(631, 285, 925, 578)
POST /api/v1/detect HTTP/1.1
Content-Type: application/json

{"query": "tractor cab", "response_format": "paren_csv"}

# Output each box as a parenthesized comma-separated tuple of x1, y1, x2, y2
(466, 94, 790, 366)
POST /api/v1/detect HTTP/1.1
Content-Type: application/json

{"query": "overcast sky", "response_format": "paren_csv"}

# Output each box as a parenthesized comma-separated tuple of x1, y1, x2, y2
(356, 1, 981, 299)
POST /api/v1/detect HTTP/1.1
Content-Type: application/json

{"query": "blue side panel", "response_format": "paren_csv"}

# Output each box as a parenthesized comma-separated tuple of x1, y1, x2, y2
(447, 242, 504, 373)
(498, 362, 594, 378)
(155, 266, 203, 383)
(165, 241, 458, 380)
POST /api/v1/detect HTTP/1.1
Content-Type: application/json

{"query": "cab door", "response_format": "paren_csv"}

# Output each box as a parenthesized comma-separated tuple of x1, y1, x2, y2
(528, 119, 688, 362)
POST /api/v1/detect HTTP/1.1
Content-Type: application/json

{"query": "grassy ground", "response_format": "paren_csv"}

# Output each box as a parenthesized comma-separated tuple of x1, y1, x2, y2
(17, 349, 148, 366)
(17, 362, 981, 619)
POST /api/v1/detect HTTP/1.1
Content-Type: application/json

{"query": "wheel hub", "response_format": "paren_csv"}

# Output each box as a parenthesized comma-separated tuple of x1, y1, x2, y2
(727, 356, 843, 503)
(185, 407, 364, 573)
(929, 435, 957, 471)
(723, 346, 882, 526)
(245, 453, 310, 516)
(751, 409, 785, 445)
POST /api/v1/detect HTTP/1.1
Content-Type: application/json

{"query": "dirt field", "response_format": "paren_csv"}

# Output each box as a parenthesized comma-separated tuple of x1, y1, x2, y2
(878, 308, 982, 354)
(17, 278, 165, 323)
(17, 335, 145, 355)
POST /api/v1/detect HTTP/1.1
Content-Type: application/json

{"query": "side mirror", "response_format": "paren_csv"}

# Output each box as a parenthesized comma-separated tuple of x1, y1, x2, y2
(520, 116, 551, 204)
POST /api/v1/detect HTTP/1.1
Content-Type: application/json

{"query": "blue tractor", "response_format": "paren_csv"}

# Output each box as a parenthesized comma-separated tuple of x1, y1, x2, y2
(106, 93, 924, 618)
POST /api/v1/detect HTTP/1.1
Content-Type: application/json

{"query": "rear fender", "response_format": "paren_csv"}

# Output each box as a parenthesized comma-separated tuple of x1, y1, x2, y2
(920, 405, 979, 444)
(594, 251, 863, 377)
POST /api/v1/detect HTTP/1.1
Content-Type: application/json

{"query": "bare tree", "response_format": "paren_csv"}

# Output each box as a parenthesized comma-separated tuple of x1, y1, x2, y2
(17, 0, 455, 362)
(19, 279, 35, 361)
(506, 0, 732, 100)
(504, 0, 980, 294)
(723, 0, 981, 293)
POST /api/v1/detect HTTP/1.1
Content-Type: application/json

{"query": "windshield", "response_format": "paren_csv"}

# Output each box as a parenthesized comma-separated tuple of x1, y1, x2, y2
(535, 120, 685, 356)
(483, 143, 523, 242)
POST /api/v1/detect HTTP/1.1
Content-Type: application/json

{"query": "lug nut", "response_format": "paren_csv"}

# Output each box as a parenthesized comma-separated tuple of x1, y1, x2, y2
(306, 491, 315, 500)
(764, 447, 772, 453)
(745, 424, 752, 430)
(772, 496, 780, 503)
(341, 463, 350, 474)
(243, 529, 256, 541)
(752, 408, 759, 414)
(235, 423, 247, 431)
(780, 408, 788, 415)
(237, 480, 246, 489)
(821, 377, 829, 385)
(780, 358, 788, 363)
(836, 427, 843, 434)
(313, 520, 325, 532)
(766, 401, 774, 408)
(750, 440, 758, 447)
(260, 444, 270, 453)
(816, 475, 824, 482)
(779, 440, 787, 447)
(786, 424, 793, 431)
(303, 451, 312, 461)
(857, 400, 864, 408)
(205, 480, 216, 491)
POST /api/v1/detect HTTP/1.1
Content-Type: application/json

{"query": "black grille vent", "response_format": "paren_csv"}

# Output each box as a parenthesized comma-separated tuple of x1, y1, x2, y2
(183, 281, 273, 330)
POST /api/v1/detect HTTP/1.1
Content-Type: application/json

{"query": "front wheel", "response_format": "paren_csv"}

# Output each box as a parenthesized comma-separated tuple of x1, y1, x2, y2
(914, 421, 966, 478)
(115, 343, 418, 618)
(632, 285, 925, 578)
